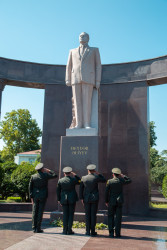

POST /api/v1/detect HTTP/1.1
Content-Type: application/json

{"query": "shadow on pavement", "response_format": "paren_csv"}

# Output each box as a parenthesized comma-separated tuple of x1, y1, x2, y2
(0, 218, 50, 231)
(122, 223, 167, 232)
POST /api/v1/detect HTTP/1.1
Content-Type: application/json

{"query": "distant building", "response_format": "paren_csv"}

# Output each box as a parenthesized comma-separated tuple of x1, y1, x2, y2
(14, 149, 41, 165)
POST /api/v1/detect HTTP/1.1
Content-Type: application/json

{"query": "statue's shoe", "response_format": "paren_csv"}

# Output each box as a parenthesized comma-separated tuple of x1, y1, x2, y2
(74, 125, 82, 129)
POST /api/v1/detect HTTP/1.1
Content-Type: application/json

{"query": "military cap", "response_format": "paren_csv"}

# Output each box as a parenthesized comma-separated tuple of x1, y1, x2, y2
(112, 168, 121, 175)
(63, 166, 72, 173)
(35, 163, 44, 170)
(87, 164, 96, 170)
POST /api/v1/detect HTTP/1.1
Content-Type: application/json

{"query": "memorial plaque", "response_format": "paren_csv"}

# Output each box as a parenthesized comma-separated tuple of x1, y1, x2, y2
(60, 136, 99, 178)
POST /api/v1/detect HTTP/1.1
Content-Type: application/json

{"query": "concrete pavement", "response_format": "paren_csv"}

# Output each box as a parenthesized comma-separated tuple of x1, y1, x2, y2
(0, 212, 167, 250)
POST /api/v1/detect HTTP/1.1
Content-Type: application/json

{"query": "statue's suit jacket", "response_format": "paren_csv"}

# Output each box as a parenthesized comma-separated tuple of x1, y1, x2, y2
(66, 46, 101, 86)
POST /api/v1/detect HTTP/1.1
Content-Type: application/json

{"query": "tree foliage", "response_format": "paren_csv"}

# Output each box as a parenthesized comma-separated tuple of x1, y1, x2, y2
(149, 121, 157, 147)
(151, 165, 167, 185)
(0, 161, 18, 199)
(149, 122, 167, 187)
(0, 165, 4, 184)
(150, 148, 160, 168)
(162, 175, 167, 198)
(11, 162, 36, 201)
(0, 109, 42, 161)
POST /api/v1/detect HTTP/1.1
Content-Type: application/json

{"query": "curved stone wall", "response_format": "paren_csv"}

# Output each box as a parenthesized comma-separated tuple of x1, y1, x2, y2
(0, 55, 167, 87)
(0, 54, 167, 215)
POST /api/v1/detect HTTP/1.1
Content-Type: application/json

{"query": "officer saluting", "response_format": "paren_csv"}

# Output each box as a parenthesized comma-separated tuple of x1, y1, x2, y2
(29, 163, 57, 233)
(57, 166, 81, 235)
(105, 168, 131, 238)
(79, 164, 106, 236)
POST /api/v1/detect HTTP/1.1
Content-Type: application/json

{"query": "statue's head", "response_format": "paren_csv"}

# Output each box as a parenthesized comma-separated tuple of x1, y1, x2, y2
(79, 32, 89, 44)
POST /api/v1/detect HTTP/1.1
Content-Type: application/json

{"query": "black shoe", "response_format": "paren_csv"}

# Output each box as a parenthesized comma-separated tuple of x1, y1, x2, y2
(85, 232, 90, 236)
(33, 229, 36, 233)
(36, 229, 44, 233)
(62, 231, 67, 235)
(109, 230, 114, 237)
(67, 230, 74, 235)
(91, 232, 97, 236)
(115, 234, 121, 238)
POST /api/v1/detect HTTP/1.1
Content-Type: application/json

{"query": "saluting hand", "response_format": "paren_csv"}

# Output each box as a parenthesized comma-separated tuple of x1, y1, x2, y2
(94, 171, 100, 175)
(71, 171, 76, 176)
(58, 201, 62, 207)
(31, 198, 34, 205)
(43, 168, 50, 173)
(105, 203, 108, 207)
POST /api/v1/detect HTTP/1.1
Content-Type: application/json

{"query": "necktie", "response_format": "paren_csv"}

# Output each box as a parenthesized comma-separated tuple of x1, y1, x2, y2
(80, 46, 85, 57)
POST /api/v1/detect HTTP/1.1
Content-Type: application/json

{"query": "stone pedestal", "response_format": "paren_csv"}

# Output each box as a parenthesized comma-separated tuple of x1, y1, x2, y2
(60, 136, 99, 175)
(59, 135, 99, 212)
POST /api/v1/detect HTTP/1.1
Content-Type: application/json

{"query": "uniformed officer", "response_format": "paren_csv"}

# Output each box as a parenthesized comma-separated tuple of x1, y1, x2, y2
(79, 164, 106, 236)
(57, 166, 81, 235)
(29, 163, 57, 233)
(105, 168, 131, 238)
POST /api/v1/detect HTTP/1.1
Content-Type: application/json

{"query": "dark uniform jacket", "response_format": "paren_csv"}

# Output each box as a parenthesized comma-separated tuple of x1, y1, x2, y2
(105, 176, 131, 206)
(57, 175, 81, 205)
(29, 171, 57, 200)
(79, 173, 106, 203)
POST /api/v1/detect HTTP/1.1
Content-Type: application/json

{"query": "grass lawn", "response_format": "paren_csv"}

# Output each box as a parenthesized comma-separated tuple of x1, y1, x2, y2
(0, 200, 16, 203)
(151, 202, 167, 209)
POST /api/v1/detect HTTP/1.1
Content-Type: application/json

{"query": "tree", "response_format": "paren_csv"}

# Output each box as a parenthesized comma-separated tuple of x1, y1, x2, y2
(150, 147, 160, 168)
(0, 151, 4, 163)
(0, 161, 18, 199)
(162, 175, 167, 198)
(149, 121, 157, 147)
(0, 109, 42, 161)
(160, 150, 167, 162)
(11, 162, 36, 201)
(0, 165, 4, 185)
(151, 165, 167, 185)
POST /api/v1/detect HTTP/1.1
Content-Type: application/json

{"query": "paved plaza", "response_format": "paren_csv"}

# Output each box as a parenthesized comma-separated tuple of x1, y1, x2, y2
(0, 212, 167, 250)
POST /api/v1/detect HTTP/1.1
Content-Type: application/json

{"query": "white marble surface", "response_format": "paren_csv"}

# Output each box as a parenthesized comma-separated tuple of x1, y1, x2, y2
(66, 127, 97, 136)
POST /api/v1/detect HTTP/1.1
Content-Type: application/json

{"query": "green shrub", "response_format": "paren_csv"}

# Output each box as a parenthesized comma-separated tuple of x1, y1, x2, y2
(162, 175, 167, 198)
(95, 223, 108, 230)
(73, 221, 86, 228)
(7, 197, 22, 202)
(50, 218, 63, 227)
(50, 218, 108, 230)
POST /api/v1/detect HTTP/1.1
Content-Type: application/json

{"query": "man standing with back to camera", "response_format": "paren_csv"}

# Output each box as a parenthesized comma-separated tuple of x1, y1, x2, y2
(105, 168, 131, 238)
(66, 32, 101, 129)
(79, 164, 106, 236)
(29, 163, 57, 233)
(57, 166, 81, 235)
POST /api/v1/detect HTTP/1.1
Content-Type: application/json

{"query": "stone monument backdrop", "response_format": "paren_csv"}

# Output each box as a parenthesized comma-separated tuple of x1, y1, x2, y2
(0, 54, 167, 215)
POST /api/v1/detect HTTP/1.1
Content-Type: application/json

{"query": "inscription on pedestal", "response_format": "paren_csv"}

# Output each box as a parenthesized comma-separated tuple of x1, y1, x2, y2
(60, 136, 99, 177)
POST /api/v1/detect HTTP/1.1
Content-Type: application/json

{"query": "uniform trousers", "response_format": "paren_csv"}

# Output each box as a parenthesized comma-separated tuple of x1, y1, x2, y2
(62, 203, 76, 233)
(108, 204, 122, 235)
(84, 202, 98, 233)
(32, 197, 46, 230)
(72, 83, 93, 127)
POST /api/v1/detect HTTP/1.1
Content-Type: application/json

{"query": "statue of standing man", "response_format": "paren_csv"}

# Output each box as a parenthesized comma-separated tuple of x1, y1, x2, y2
(66, 32, 102, 129)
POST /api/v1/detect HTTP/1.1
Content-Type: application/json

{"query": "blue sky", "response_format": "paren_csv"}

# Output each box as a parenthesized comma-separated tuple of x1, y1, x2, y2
(0, 0, 167, 152)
